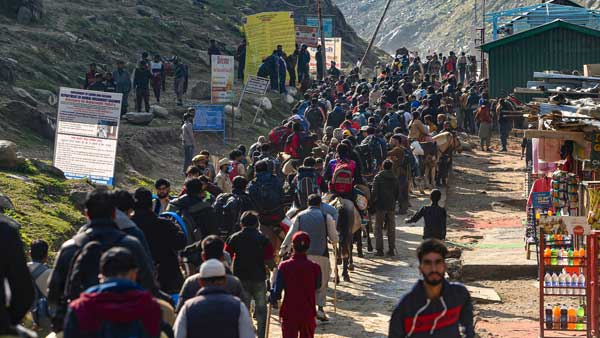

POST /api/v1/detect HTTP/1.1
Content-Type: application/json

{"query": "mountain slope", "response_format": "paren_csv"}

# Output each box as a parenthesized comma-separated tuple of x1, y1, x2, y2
(333, 0, 600, 55)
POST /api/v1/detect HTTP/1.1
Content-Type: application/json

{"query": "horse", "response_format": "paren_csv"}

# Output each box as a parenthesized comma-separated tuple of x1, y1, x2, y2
(431, 131, 461, 186)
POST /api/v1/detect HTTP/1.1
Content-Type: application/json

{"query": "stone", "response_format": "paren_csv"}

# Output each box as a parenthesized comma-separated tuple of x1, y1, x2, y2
(0, 140, 18, 168)
(32, 89, 58, 106)
(64, 31, 78, 42)
(69, 190, 88, 211)
(1, 101, 56, 139)
(12, 86, 39, 107)
(465, 285, 502, 303)
(0, 193, 15, 213)
(446, 258, 462, 281)
(287, 87, 298, 96)
(16, 6, 32, 24)
(190, 80, 211, 100)
(125, 112, 154, 125)
(0, 57, 17, 84)
(224, 105, 240, 119)
(284, 94, 295, 104)
(253, 96, 272, 110)
(30, 159, 65, 178)
(0, 214, 22, 230)
(446, 246, 462, 259)
(150, 105, 169, 118)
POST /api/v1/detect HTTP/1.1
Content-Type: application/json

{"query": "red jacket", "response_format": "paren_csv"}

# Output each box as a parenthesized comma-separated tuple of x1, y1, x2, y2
(271, 253, 321, 322)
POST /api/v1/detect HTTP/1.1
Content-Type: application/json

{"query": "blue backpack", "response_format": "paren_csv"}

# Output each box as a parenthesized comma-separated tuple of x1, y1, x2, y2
(30, 264, 50, 326)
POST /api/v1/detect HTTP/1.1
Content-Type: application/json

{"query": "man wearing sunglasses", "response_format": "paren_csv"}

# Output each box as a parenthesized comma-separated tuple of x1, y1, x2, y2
(389, 239, 474, 338)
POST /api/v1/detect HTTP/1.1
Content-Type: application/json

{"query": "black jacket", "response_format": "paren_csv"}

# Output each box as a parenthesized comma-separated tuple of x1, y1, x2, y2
(133, 67, 152, 90)
(132, 209, 187, 294)
(47, 219, 158, 330)
(371, 169, 400, 211)
(407, 205, 447, 240)
(0, 217, 34, 334)
(389, 279, 474, 338)
(167, 194, 218, 242)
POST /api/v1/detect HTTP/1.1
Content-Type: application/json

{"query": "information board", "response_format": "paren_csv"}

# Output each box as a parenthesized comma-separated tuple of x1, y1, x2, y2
(193, 105, 225, 132)
(532, 192, 552, 209)
(53, 87, 122, 186)
(295, 25, 318, 47)
(308, 37, 342, 74)
(211, 55, 235, 103)
(244, 75, 270, 96)
(305, 16, 334, 38)
(243, 12, 296, 82)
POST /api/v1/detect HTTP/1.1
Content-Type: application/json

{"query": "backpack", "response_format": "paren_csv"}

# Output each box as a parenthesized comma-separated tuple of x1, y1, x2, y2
(295, 170, 320, 209)
(229, 161, 239, 181)
(355, 144, 374, 176)
(64, 230, 127, 301)
(98, 319, 149, 338)
(331, 160, 355, 194)
(213, 193, 242, 239)
(352, 113, 367, 127)
(382, 112, 402, 133)
(250, 176, 283, 214)
(362, 135, 386, 168)
(30, 264, 50, 326)
(269, 125, 292, 152)
(305, 106, 324, 130)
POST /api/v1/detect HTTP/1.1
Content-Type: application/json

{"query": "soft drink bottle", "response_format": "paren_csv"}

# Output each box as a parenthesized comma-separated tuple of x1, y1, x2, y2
(562, 248, 569, 265)
(559, 273, 566, 295)
(545, 304, 553, 329)
(576, 305, 585, 330)
(568, 305, 576, 330)
(579, 247, 585, 262)
(544, 273, 552, 294)
(579, 274, 586, 295)
(565, 274, 572, 295)
(568, 248, 574, 266)
(573, 249, 580, 266)
(544, 247, 551, 265)
(552, 273, 559, 291)
(551, 247, 558, 265)
(553, 304, 561, 329)
(557, 249, 563, 266)
(560, 304, 568, 329)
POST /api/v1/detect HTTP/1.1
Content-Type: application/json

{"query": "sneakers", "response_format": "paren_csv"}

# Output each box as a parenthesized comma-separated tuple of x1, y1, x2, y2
(317, 308, 329, 322)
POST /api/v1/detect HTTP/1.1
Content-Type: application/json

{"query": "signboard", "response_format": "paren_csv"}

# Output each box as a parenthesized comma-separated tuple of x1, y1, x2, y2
(211, 55, 235, 103)
(540, 216, 591, 236)
(244, 75, 270, 96)
(295, 25, 318, 47)
(591, 132, 600, 168)
(532, 192, 552, 209)
(243, 12, 296, 82)
(193, 105, 225, 132)
(305, 16, 334, 38)
(53, 88, 122, 186)
(308, 37, 342, 75)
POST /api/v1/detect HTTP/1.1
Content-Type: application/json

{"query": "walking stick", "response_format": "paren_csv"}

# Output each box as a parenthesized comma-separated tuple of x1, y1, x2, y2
(333, 243, 339, 313)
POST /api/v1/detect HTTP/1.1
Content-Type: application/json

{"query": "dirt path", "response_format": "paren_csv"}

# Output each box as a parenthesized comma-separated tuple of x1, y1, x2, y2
(265, 133, 532, 338)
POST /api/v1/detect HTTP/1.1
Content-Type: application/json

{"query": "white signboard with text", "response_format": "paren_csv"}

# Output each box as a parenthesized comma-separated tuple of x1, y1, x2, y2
(309, 37, 342, 75)
(53, 87, 122, 186)
(211, 55, 235, 103)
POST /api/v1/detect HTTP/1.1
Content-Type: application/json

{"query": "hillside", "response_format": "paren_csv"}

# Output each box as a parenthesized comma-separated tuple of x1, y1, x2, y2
(333, 0, 600, 55)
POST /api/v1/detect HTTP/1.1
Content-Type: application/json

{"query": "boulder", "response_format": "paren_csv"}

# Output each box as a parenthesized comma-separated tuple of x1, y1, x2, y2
(12, 86, 39, 107)
(0, 214, 21, 230)
(32, 89, 58, 106)
(30, 159, 65, 178)
(253, 96, 272, 110)
(0, 193, 15, 213)
(0, 57, 17, 84)
(150, 105, 169, 118)
(125, 112, 154, 125)
(224, 105, 240, 119)
(284, 94, 295, 104)
(190, 81, 211, 100)
(1, 101, 56, 139)
(446, 258, 462, 281)
(0, 140, 18, 169)
(69, 190, 88, 211)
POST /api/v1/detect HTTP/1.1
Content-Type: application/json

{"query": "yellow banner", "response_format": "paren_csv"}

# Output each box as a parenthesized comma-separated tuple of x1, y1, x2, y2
(243, 12, 296, 82)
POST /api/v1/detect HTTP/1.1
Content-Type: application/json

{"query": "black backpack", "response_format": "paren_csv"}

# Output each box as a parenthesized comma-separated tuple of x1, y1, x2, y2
(382, 112, 403, 133)
(305, 106, 324, 130)
(213, 193, 242, 239)
(294, 170, 320, 209)
(355, 143, 375, 176)
(362, 135, 386, 169)
(249, 176, 283, 215)
(64, 230, 126, 302)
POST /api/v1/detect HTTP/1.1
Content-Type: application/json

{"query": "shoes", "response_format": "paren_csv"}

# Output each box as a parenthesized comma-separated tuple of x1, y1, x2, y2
(375, 250, 384, 257)
(500, 148, 508, 152)
(317, 309, 329, 322)
(386, 250, 395, 257)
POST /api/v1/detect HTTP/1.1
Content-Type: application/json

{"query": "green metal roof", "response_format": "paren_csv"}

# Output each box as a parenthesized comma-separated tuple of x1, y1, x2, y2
(480, 19, 600, 52)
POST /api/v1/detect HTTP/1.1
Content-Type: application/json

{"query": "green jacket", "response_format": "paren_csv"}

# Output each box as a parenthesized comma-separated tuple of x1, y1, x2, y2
(371, 169, 400, 211)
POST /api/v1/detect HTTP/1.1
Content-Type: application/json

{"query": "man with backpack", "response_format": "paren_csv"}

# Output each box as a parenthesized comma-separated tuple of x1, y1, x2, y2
(133, 188, 187, 295)
(280, 195, 339, 322)
(153, 178, 174, 215)
(28, 240, 53, 333)
(167, 178, 218, 243)
(359, 126, 387, 177)
(304, 98, 325, 138)
(247, 160, 285, 226)
(381, 109, 404, 134)
(292, 157, 321, 210)
(47, 189, 157, 332)
(371, 160, 399, 257)
(324, 143, 361, 200)
(63, 247, 162, 338)
(225, 212, 275, 338)
(212, 176, 256, 239)
(326, 102, 346, 129)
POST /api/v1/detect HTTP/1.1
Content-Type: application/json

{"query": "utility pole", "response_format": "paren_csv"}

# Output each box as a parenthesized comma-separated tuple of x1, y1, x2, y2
(481, 0, 487, 78)
(359, 0, 393, 72)
(316, 0, 327, 81)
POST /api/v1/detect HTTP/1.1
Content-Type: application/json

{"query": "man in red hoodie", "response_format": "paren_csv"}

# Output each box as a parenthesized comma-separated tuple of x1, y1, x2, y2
(63, 247, 162, 338)
(269, 231, 321, 338)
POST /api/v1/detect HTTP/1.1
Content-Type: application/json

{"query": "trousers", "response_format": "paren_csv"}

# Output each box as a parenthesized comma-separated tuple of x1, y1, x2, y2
(281, 318, 316, 338)
(135, 88, 150, 112)
(241, 280, 267, 338)
(308, 255, 330, 307)
(375, 209, 396, 252)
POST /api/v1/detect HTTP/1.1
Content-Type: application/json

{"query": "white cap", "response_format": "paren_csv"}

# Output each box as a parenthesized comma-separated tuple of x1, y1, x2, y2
(199, 259, 226, 279)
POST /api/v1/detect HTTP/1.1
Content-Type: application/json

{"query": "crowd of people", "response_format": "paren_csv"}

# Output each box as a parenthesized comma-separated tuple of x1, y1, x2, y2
(0, 47, 495, 338)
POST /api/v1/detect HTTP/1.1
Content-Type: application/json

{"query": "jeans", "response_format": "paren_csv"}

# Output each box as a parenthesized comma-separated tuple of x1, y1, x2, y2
(500, 121, 510, 150)
(241, 280, 267, 338)
(375, 209, 396, 252)
(183, 145, 194, 174)
(120, 92, 129, 116)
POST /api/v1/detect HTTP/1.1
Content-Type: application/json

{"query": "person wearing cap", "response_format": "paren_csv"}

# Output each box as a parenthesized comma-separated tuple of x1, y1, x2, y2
(113, 60, 132, 115)
(215, 158, 232, 193)
(174, 259, 254, 338)
(280, 194, 338, 322)
(270, 232, 321, 338)
(181, 111, 196, 175)
(63, 247, 162, 338)
(176, 236, 243, 312)
(133, 60, 152, 113)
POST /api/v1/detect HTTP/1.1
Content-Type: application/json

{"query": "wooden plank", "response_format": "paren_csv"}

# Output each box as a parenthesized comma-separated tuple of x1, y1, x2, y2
(465, 285, 501, 303)
(524, 129, 586, 144)
(533, 72, 600, 82)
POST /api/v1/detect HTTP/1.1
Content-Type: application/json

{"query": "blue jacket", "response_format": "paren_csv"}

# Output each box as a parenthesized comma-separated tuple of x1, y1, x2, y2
(389, 279, 474, 338)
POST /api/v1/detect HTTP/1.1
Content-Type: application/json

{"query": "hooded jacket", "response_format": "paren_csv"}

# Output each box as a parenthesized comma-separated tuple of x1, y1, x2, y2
(389, 279, 474, 338)
(64, 279, 161, 338)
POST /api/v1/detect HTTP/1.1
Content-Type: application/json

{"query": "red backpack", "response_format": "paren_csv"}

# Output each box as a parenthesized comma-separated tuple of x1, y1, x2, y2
(268, 125, 292, 152)
(331, 160, 355, 194)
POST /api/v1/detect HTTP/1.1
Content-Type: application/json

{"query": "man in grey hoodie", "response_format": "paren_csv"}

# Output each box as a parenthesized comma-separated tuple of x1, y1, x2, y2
(112, 60, 132, 116)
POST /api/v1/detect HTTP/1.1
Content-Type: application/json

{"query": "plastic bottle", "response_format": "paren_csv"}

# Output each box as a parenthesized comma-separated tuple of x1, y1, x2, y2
(551, 247, 558, 265)
(552, 273, 559, 291)
(568, 305, 577, 330)
(544, 247, 552, 265)
(560, 304, 568, 329)
(559, 273, 566, 295)
(573, 249, 580, 266)
(579, 274, 586, 295)
(568, 248, 574, 266)
(544, 273, 552, 294)
(553, 304, 561, 329)
(562, 248, 569, 265)
(557, 249, 563, 266)
(545, 304, 553, 329)
(565, 274, 572, 295)
(576, 305, 585, 330)
(579, 247, 585, 263)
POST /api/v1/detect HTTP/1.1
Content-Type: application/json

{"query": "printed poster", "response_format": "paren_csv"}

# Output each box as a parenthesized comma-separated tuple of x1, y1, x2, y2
(295, 25, 318, 47)
(211, 55, 235, 103)
(309, 37, 342, 75)
(53, 87, 122, 186)
(243, 12, 296, 82)
(305, 16, 334, 38)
